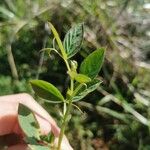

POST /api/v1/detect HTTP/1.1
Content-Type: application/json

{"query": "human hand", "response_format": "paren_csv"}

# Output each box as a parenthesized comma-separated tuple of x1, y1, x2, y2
(0, 93, 73, 150)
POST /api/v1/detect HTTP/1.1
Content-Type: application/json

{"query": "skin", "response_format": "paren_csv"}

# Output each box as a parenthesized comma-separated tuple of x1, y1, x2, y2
(0, 93, 73, 150)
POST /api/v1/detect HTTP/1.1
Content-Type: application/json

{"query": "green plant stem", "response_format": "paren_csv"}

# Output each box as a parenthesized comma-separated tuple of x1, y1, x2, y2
(70, 78, 74, 92)
(64, 59, 71, 71)
(57, 76, 74, 150)
(50, 21, 73, 149)
(57, 100, 72, 150)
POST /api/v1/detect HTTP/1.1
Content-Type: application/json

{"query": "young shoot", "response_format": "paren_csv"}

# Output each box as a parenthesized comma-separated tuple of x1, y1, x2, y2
(19, 22, 105, 150)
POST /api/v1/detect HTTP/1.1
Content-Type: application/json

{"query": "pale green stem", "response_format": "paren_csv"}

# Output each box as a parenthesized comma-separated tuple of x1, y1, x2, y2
(64, 59, 71, 71)
(57, 100, 72, 150)
(56, 48, 74, 149)
(57, 77, 74, 150)
(49, 22, 74, 150)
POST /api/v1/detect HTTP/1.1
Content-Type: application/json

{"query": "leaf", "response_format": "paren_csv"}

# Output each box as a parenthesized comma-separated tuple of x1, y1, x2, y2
(72, 79, 102, 101)
(63, 23, 84, 58)
(18, 104, 40, 139)
(80, 48, 105, 79)
(68, 71, 91, 83)
(40, 133, 54, 143)
(28, 145, 49, 150)
(74, 73, 91, 83)
(48, 22, 67, 60)
(30, 80, 64, 103)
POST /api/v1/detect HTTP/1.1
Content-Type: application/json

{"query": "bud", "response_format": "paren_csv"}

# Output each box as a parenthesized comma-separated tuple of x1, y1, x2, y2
(70, 60, 78, 72)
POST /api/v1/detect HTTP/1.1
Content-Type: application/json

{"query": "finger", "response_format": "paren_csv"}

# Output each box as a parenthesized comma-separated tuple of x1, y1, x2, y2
(0, 133, 23, 146)
(0, 97, 24, 136)
(0, 93, 60, 136)
(7, 144, 29, 150)
(15, 93, 60, 136)
(54, 136, 73, 150)
(34, 114, 51, 135)
(0, 99, 18, 135)
(0, 94, 73, 149)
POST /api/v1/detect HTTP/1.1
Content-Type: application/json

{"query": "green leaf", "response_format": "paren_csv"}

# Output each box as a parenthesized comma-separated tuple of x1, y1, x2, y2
(28, 145, 49, 150)
(63, 23, 84, 58)
(30, 80, 64, 103)
(18, 104, 40, 139)
(68, 71, 91, 83)
(72, 79, 102, 101)
(74, 73, 91, 83)
(80, 48, 105, 79)
(48, 22, 67, 60)
(40, 133, 54, 143)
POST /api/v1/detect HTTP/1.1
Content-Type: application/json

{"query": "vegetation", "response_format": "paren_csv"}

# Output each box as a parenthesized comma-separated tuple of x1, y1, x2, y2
(0, 0, 150, 149)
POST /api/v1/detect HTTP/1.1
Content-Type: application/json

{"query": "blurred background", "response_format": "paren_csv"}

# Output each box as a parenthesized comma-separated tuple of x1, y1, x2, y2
(0, 0, 150, 149)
